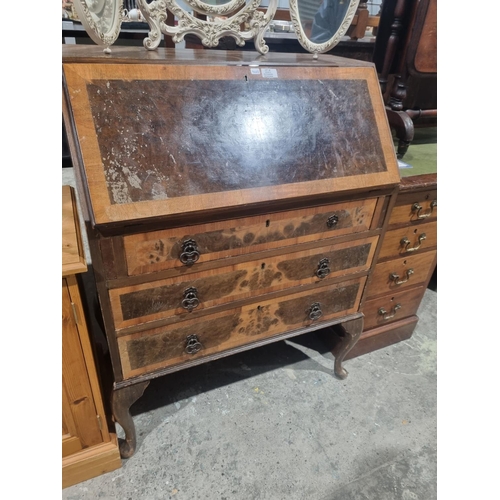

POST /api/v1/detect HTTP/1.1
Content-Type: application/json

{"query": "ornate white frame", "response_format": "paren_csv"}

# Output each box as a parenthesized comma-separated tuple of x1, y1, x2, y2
(73, 0, 125, 52)
(72, 0, 361, 57)
(289, 0, 360, 58)
(136, 0, 278, 54)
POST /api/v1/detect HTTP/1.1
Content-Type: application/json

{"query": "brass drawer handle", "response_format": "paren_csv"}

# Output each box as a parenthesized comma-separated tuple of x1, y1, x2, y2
(179, 239, 200, 266)
(316, 258, 331, 279)
(182, 287, 199, 311)
(378, 303, 402, 320)
(185, 334, 203, 354)
(390, 269, 414, 285)
(309, 302, 323, 321)
(400, 233, 426, 253)
(412, 200, 437, 220)
(326, 214, 339, 228)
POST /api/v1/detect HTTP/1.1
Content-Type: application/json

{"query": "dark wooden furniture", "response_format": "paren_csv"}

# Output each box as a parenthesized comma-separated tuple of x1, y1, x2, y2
(63, 45, 400, 458)
(341, 173, 437, 359)
(373, 0, 437, 158)
(62, 185, 122, 487)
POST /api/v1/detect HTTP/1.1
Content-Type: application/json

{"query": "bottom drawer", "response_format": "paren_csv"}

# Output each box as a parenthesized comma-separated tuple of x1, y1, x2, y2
(362, 286, 425, 330)
(117, 277, 366, 379)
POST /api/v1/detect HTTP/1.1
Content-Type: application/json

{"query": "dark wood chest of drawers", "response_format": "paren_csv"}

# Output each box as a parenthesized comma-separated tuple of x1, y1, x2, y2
(63, 46, 400, 457)
(345, 173, 437, 358)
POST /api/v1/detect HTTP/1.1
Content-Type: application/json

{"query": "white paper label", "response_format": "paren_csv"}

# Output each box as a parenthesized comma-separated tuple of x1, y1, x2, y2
(250, 68, 260, 75)
(261, 68, 278, 78)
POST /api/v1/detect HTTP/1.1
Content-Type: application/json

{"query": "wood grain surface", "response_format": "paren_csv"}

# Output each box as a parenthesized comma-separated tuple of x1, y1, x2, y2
(389, 189, 437, 226)
(62, 185, 87, 276)
(63, 62, 399, 227)
(376, 220, 437, 260)
(366, 250, 437, 298)
(362, 285, 426, 330)
(62, 45, 374, 68)
(117, 277, 366, 379)
(123, 199, 378, 276)
(110, 236, 377, 330)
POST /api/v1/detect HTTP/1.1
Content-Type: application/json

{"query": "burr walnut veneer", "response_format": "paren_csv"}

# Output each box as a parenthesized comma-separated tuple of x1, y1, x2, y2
(63, 46, 400, 458)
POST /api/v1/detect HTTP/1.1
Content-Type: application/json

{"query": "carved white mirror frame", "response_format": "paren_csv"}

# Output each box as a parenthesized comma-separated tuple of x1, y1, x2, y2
(289, 0, 361, 58)
(136, 0, 278, 55)
(73, 0, 125, 52)
(71, 0, 361, 57)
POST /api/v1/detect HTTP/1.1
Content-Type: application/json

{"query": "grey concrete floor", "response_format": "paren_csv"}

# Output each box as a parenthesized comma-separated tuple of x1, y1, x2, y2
(63, 169, 437, 500)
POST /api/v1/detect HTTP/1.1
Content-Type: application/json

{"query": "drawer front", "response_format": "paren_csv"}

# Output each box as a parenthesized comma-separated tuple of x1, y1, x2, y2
(110, 236, 378, 331)
(366, 251, 436, 298)
(362, 286, 425, 330)
(117, 277, 366, 379)
(390, 190, 437, 226)
(377, 221, 437, 260)
(123, 199, 378, 276)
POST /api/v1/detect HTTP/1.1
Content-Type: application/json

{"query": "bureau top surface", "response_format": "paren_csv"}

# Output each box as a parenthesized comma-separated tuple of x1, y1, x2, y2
(62, 46, 375, 68)
(63, 48, 399, 229)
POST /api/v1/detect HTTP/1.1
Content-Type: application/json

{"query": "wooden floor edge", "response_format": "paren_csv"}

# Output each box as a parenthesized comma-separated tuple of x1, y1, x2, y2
(62, 436, 122, 489)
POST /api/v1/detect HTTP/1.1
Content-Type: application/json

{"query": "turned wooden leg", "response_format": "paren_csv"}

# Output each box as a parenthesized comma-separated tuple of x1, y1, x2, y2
(333, 316, 364, 379)
(112, 381, 150, 458)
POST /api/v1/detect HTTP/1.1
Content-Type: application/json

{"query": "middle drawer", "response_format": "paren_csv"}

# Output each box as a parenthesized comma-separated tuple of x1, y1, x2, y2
(109, 235, 378, 331)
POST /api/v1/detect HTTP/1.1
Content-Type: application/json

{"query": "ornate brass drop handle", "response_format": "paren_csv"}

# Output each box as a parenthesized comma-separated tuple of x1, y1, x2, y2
(378, 303, 402, 320)
(326, 214, 339, 228)
(400, 233, 426, 253)
(390, 269, 414, 285)
(182, 287, 199, 311)
(412, 200, 437, 219)
(316, 258, 331, 279)
(179, 239, 200, 266)
(309, 302, 323, 321)
(185, 334, 203, 354)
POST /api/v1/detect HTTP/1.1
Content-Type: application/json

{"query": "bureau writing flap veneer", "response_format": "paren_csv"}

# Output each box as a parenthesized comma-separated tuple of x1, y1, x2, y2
(62, 46, 400, 458)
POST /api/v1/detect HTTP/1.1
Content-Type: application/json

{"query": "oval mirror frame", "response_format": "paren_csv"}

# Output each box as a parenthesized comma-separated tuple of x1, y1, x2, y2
(73, 0, 124, 52)
(289, 0, 361, 58)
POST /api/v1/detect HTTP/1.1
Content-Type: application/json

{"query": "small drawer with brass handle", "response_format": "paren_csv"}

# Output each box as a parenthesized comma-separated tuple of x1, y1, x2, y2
(389, 189, 438, 226)
(362, 286, 426, 330)
(366, 251, 437, 299)
(377, 221, 437, 260)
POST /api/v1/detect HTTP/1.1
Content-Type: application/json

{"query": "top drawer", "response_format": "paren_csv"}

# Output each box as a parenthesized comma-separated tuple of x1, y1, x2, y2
(390, 189, 437, 226)
(123, 199, 378, 276)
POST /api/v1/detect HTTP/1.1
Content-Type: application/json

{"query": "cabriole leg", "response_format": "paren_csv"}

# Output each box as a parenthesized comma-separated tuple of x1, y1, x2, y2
(333, 316, 364, 379)
(112, 380, 150, 458)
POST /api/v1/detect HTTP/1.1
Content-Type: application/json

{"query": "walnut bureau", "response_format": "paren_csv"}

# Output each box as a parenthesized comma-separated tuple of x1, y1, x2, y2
(62, 46, 401, 458)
